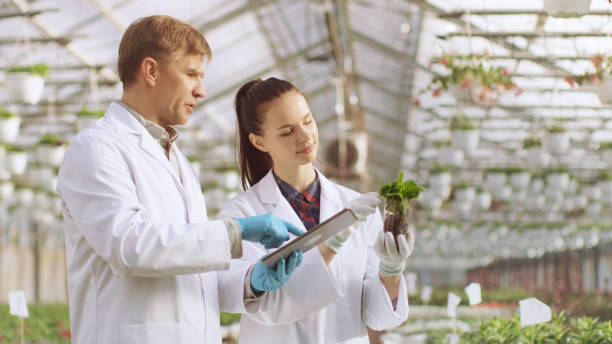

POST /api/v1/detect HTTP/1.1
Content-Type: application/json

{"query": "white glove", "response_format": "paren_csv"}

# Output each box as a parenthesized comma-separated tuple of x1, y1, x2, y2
(375, 231, 415, 276)
(347, 192, 380, 221)
(325, 192, 381, 254)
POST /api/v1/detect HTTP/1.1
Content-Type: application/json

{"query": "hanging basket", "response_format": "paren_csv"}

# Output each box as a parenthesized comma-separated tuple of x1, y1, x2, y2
(4, 72, 45, 105)
(509, 171, 531, 190)
(437, 146, 464, 167)
(526, 147, 550, 169)
(592, 78, 612, 104)
(0, 116, 21, 143)
(36, 144, 67, 166)
(542, 0, 591, 18)
(7, 151, 28, 175)
(546, 132, 570, 155)
(451, 129, 479, 156)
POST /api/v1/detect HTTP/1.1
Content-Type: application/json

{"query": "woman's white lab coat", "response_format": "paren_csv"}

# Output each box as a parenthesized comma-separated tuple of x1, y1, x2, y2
(57, 102, 248, 344)
(217, 170, 408, 344)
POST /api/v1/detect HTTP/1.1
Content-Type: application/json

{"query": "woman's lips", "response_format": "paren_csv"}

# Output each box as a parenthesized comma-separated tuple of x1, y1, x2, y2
(298, 144, 314, 154)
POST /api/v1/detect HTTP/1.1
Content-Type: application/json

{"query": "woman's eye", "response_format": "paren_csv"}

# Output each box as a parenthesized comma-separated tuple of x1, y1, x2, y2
(305, 118, 312, 124)
(281, 130, 292, 137)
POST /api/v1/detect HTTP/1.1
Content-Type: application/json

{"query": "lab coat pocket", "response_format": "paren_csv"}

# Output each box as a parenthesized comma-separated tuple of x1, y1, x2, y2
(119, 323, 197, 344)
(341, 244, 367, 309)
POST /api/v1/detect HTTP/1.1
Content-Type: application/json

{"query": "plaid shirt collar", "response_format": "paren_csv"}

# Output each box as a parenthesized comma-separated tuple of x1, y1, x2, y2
(273, 171, 320, 204)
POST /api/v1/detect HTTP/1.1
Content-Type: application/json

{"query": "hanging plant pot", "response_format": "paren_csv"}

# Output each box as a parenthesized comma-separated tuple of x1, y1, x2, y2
(547, 132, 570, 156)
(454, 186, 475, 203)
(452, 199, 472, 217)
(603, 149, 612, 167)
(4, 73, 45, 105)
(509, 170, 531, 190)
(417, 189, 442, 210)
(36, 144, 67, 167)
(583, 185, 601, 201)
(542, 0, 591, 18)
(7, 150, 28, 175)
(526, 194, 546, 212)
(574, 195, 588, 209)
(0, 114, 21, 143)
(429, 170, 451, 189)
(0, 180, 14, 201)
(546, 170, 570, 191)
(474, 190, 492, 211)
(16, 187, 34, 206)
(591, 78, 612, 104)
(432, 185, 451, 201)
(437, 146, 464, 167)
(75, 108, 105, 132)
(585, 201, 602, 217)
(452, 129, 479, 156)
(510, 190, 527, 210)
(485, 170, 507, 193)
(526, 147, 550, 169)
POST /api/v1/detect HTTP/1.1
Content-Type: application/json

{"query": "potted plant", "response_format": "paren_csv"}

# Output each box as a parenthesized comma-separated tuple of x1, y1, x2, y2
(543, 0, 592, 18)
(545, 167, 570, 191)
(599, 141, 612, 167)
(75, 107, 105, 131)
(36, 133, 67, 166)
(0, 178, 14, 201)
(564, 54, 612, 103)
(423, 53, 519, 106)
(507, 167, 531, 190)
(546, 123, 570, 156)
(379, 172, 424, 246)
(416, 189, 443, 212)
(428, 165, 452, 190)
(435, 141, 464, 167)
(453, 181, 475, 203)
(474, 188, 492, 211)
(0, 107, 21, 143)
(450, 113, 479, 155)
(523, 137, 550, 169)
(5, 144, 28, 175)
(15, 186, 34, 207)
(484, 167, 507, 194)
(4, 63, 50, 104)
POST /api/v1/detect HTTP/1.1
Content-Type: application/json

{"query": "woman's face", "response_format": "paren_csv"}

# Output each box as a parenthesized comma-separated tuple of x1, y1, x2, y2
(249, 90, 319, 170)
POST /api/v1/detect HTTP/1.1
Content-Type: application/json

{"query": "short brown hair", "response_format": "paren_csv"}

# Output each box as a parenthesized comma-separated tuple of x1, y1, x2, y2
(118, 15, 211, 85)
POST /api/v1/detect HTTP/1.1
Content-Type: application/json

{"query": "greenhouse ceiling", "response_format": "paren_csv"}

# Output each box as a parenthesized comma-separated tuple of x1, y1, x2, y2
(1, 0, 612, 268)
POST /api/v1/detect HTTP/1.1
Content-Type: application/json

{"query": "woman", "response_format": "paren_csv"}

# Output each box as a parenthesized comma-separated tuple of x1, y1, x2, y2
(218, 77, 413, 343)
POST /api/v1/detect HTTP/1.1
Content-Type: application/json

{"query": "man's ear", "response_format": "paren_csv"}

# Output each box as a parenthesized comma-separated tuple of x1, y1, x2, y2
(248, 133, 268, 153)
(141, 57, 159, 86)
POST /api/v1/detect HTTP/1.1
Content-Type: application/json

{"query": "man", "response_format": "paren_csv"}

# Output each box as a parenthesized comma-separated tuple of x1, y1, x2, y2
(57, 15, 303, 344)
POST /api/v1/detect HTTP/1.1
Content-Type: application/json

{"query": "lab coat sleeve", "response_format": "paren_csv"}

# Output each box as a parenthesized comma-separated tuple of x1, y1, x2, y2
(57, 132, 232, 277)
(361, 210, 409, 330)
(216, 199, 343, 324)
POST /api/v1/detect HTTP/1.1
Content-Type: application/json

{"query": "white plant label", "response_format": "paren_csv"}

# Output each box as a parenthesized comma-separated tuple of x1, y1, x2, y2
(420, 285, 433, 303)
(465, 282, 482, 305)
(406, 272, 418, 295)
(447, 292, 461, 317)
(448, 334, 460, 344)
(519, 297, 551, 326)
(8, 290, 29, 318)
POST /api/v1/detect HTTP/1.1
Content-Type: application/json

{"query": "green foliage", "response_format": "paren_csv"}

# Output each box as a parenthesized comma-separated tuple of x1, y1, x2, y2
(548, 125, 566, 134)
(450, 114, 477, 131)
(0, 108, 17, 119)
(220, 312, 241, 326)
(434, 140, 452, 148)
(0, 303, 71, 343)
(599, 141, 612, 151)
(423, 53, 517, 93)
(506, 167, 529, 174)
(379, 171, 425, 201)
(75, 108, 104, 118)
(38, 134, 64, 146)
(523, 137, 542, 149)
(564, 54, 612, 87)
(6, 64, 50, 77)
(2, 144, 24, 153)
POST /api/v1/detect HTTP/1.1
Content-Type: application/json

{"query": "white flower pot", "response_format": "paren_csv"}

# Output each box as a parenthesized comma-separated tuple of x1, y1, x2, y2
(546, 172, 569, 191)
(451, 129, 479, 155)
(562, 198, 575, 212)
(526, 194, 546, 212)
(593, 78, 612, 104)
(36, 144, 66, 166)
(586, 202, 602, 217)
(0, 181, 14, 200)
(432, 185, 452, 200)
(429, 171, 451, 189)
(455, 187, 475, 202)
(0, 117, 21, 143)
(510, 190, 527, 209)
(485, 172, 507, 192)
(453, 199, 472, 216)
(418, 189, 442, 210)
(531, 178, 544, 193)
(547, 132, 570, 156)
(76, 116, 100, 132)
(7, 151, 28, 175)
(509, 172, 530, 190)
(474, 191, 491, 210)
(543, 0, 591, 18)
(16, 188, 34, 206)
(493, 185, 512, 201)
(566, 178, 579, 194)
(438, 146, 463, 167)
(583, 185, 601, 201)
(4, 72, 45, 104)
(450, 83, 499, 106)
(33, 192, 51, 209)
(574, 195, 588, 209)
(599, 180, 612, 197)
(603, 150, 612, 167)
(526, 147, 550, 169)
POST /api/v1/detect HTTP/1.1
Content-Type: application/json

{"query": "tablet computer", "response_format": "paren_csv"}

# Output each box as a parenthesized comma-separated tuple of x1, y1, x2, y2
(261, 208, 358, 268)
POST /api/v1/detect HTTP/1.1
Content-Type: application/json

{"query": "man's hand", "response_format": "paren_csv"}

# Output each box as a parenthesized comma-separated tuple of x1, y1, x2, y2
(251, 251, 303, 292)
(236, 213, 304, 249)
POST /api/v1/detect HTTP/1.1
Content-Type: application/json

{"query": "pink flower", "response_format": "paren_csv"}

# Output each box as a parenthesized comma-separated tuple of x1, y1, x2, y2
(413, 98, 420, 106)
(460, 80, 470, 89)
(432, 89, 442, 97)
(59, 329, 71, 339)
(564, 76, 575, 87)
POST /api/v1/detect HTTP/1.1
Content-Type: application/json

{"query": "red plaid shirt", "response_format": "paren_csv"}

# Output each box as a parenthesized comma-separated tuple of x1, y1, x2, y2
(273, 171, 320, 230)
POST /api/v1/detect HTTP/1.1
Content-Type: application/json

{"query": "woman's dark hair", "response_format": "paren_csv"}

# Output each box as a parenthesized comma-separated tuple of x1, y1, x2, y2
(234, 77, 300, 190)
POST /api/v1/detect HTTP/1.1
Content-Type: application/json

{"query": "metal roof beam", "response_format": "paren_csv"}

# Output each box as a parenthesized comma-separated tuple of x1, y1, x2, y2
(197, 0, 276, 33)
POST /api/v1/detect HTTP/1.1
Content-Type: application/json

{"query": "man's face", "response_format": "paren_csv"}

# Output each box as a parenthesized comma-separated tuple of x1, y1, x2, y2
(153, 51, 206, 129)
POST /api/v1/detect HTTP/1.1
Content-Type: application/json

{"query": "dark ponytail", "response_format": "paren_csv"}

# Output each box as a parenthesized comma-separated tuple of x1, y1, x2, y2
(234, 77, 299, 190)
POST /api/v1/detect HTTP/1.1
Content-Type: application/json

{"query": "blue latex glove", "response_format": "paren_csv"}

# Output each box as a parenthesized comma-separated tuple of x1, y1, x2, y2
(251, 251, 303, 292)
(236, 213, 304, 249)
